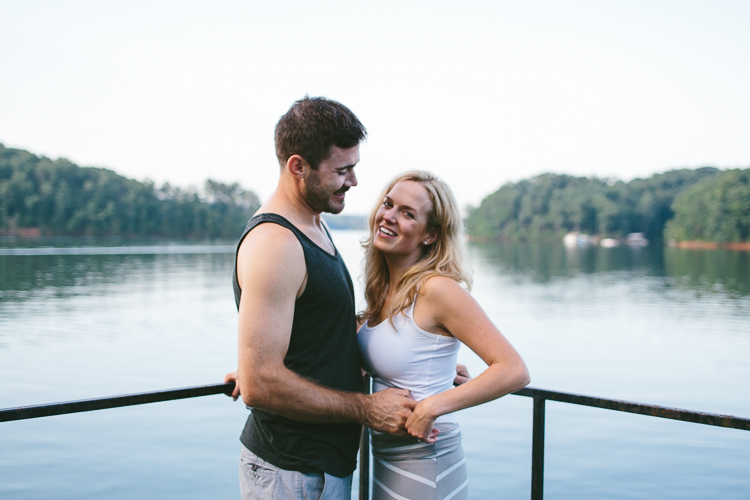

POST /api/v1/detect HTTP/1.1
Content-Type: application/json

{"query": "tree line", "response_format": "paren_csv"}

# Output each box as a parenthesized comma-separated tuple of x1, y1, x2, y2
(665, 168, 750, 243)
(0, 144, 260, 239)
(4, 142, 747, 243)
(466, 167, 750, 243)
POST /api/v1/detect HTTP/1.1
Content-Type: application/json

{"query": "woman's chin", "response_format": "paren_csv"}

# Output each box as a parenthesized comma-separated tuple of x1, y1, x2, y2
(372, 237, 397, 254)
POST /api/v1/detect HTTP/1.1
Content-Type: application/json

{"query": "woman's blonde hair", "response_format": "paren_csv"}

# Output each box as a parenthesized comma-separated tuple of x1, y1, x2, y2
(358, 170, 472, 325)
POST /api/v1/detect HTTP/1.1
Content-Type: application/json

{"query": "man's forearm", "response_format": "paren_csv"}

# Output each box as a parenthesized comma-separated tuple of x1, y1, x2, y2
(240, 366, 366, 424)
(240, 365, 416, 436)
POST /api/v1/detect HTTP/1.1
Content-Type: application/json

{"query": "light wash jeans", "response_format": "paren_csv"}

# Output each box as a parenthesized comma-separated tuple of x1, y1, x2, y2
(239, 444, 353, 500)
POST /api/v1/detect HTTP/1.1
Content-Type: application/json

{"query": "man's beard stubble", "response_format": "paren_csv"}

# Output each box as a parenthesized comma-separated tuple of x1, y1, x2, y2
(305, 170, 348, 214)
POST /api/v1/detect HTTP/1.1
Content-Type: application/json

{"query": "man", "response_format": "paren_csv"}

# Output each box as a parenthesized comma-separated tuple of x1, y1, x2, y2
(223, 96, 418, 500)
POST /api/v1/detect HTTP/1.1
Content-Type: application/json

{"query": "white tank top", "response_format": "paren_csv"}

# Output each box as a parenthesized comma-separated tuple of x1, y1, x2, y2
(358, 297, 460, 424)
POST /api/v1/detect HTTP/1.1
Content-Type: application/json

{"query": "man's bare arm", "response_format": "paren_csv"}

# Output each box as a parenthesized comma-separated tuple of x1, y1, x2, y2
(234, 224, 415, 435)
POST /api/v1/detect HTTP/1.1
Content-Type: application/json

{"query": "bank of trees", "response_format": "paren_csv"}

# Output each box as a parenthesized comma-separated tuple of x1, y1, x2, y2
(665, 169, 750, 243)
(465, 167, 730, 242)
(0, 144, 260, 238)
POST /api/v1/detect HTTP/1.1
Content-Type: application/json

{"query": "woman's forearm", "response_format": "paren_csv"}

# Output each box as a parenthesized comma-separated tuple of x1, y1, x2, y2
(419, 360, 530, 420)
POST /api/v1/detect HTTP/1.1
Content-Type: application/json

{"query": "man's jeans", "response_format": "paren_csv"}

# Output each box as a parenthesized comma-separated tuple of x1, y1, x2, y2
(239, 444, 353, 500)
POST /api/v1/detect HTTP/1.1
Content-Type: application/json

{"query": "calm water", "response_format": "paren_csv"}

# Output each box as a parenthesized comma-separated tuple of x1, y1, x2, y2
(1, 232, 748, 499)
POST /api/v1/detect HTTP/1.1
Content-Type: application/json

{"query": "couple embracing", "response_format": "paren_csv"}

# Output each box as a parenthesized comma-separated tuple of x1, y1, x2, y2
(224, 97, 529, 500)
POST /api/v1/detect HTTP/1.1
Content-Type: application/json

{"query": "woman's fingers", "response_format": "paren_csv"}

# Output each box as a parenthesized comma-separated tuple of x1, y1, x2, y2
(405, 413, 440, 443)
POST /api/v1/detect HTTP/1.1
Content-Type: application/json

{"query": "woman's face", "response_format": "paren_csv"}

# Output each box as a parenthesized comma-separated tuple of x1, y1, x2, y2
(373, 180, 436, 261)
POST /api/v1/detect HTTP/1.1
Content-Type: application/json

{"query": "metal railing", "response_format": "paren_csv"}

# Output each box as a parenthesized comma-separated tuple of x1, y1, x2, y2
(511, 387, 750, 500)
(0, 383, 234, 422)
(2, 383, 749, 500)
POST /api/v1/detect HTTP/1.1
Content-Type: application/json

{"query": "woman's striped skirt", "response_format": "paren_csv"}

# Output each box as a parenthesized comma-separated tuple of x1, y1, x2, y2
(371, 422, 468, 500)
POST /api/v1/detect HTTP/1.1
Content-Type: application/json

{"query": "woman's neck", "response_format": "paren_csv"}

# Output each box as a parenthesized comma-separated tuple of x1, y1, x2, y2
(384, 253, 419, 292)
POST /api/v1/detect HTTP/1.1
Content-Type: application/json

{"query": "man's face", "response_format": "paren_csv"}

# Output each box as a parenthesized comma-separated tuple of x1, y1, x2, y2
(303, 145, 359, 214)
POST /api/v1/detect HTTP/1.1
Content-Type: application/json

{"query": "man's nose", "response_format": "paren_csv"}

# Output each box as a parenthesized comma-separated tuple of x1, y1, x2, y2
(346, 168, 358, 187)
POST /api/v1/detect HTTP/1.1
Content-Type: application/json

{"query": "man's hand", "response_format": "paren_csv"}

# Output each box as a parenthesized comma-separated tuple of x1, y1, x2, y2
(363, 388, 417, 437)
(224, 371, 241, 401)
(454, 364, 471, 386)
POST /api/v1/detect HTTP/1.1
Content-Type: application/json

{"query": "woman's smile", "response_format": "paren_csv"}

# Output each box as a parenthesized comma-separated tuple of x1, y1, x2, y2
(378, 225, 397, 237)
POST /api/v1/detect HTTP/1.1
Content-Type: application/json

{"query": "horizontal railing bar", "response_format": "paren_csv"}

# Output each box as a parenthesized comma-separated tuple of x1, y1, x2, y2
(2, 383, 748, 432)
(0, 382, 235, 422)
(512, 387, 750, 431)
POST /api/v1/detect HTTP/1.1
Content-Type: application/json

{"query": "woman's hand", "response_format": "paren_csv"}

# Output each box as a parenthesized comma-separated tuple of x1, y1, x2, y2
(405, 399, 441, 444)
(223, 371, 241, 401)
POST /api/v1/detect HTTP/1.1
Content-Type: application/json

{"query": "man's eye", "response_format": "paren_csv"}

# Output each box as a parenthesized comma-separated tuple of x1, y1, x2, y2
(405, 212, 414, 219)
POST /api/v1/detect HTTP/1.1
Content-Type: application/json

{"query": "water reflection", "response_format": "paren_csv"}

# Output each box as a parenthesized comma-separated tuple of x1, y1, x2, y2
(469, 242, 749, 298)
(0, 252, 234, 303)
(664, 248, 750, 299)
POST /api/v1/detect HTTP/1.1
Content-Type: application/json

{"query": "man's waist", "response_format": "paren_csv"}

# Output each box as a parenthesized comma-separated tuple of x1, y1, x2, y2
(241, 411, 360, 476)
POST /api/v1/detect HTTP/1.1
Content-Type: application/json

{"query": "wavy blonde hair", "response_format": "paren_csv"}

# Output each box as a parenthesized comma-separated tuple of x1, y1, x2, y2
(358, 171, 472, 325)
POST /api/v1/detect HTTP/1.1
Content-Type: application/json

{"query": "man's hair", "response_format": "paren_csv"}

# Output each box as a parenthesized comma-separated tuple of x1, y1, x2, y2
(275, 96, 367, 170)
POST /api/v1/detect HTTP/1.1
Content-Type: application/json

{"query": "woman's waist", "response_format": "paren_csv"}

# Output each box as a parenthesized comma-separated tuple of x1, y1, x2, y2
(372, 377, 455, 403)
(371, 422, 462, 459)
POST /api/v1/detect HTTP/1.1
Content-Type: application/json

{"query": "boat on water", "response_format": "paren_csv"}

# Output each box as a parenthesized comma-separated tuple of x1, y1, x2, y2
(563, 231, 592, 247)
(564, 232, 648, 248)
(626, 232, 648, 247)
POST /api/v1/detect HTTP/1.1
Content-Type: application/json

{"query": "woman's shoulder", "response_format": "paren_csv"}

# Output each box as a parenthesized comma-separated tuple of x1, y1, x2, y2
(414, 276, 474, 334)
(419, 275, 467, 303)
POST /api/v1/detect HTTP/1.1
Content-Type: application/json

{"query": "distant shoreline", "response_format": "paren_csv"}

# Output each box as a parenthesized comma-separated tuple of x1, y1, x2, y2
(671, 240, 750, 251)
(466, 234, 750, 251)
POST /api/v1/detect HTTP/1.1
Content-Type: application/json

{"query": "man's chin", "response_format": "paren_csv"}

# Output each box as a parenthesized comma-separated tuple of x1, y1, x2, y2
(323, 203, 345, 215)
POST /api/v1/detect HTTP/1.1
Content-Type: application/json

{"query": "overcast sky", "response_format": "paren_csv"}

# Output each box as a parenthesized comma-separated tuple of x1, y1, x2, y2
(2, 1, 748, 214)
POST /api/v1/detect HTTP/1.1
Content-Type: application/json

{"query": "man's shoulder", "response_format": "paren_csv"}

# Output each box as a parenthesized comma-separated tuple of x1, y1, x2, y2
(238, 218, 304, 264)
(236, 219, 306, 291)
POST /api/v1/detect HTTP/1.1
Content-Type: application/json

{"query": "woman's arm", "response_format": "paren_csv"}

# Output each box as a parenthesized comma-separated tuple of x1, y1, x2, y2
(405, 276, 530, 442)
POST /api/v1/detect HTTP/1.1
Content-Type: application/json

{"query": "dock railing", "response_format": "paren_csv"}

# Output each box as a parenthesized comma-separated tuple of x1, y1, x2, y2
(2, 382, 749, 500)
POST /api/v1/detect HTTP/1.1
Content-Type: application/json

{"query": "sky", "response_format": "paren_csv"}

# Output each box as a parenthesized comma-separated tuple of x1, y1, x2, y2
(1, 1, 749, 215)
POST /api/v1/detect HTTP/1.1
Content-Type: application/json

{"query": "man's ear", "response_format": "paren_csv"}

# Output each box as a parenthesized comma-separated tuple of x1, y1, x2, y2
(286, 155, 309, 179)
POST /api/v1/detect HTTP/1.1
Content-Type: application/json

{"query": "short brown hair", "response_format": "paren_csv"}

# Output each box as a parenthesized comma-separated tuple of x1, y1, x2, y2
(275, 96, 367, 169)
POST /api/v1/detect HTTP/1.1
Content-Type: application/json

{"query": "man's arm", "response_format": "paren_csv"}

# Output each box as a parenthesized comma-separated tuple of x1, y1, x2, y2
(234, 223, 415, 435)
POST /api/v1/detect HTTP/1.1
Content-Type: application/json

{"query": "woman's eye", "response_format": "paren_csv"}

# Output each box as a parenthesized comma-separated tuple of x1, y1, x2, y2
(405, 212, 414, 219)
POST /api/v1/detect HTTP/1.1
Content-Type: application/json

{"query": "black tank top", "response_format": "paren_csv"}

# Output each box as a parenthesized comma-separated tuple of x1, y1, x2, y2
(232, 213, 363, 477)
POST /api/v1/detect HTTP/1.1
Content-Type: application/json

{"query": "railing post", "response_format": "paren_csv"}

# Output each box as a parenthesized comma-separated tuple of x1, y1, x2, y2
(531, 396, 546, 500)
(359, 374, 371, 500)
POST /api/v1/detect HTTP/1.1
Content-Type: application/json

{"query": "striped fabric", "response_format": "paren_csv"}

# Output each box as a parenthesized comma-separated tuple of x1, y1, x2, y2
(371, 423, 468, 500)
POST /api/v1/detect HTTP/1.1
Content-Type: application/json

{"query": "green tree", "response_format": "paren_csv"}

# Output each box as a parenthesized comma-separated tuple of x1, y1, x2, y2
(466, 168, 721, 242)
(0, 144, 260, 239)
(665, 169, 750, 243)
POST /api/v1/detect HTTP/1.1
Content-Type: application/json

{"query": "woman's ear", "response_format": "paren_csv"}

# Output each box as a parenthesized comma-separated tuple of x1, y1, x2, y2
(286, 155, 309, 179)
(423, 232, 438, 246)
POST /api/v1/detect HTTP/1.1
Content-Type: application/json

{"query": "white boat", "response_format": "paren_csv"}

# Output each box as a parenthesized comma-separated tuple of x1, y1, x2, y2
(626, 233, 648, 247)
(563, 232, 591, 247)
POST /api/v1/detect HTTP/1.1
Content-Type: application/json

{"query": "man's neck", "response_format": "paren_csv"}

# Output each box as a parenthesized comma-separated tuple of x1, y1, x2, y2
(253, 174, 338, 255)
(260, 176, 322, 229)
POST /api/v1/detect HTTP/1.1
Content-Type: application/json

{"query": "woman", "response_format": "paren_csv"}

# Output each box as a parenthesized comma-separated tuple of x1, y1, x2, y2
(357, 171, 530, 500)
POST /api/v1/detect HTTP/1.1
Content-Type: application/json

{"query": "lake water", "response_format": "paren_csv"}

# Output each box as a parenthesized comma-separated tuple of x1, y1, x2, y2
(1, 231, 749, 499)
